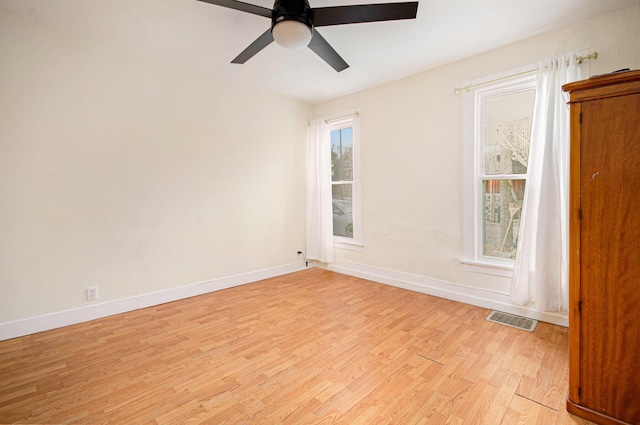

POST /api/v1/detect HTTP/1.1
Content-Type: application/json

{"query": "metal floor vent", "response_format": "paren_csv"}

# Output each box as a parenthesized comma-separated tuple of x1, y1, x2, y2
(486, 311, 538, 332)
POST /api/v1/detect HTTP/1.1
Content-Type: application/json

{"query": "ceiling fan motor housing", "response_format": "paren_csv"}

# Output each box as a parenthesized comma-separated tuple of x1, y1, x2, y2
(272, 0, 314, 29)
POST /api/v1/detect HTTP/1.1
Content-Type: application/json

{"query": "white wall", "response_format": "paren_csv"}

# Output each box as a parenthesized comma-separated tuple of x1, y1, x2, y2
(2, 4, 638, 336)
(312, 6, 640, 321)
(0, 6, 310, 327)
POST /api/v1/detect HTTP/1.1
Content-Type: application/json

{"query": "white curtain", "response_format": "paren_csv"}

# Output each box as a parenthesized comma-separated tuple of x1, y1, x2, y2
(306, 119, 334, 263)
(510, 53, 585, 312)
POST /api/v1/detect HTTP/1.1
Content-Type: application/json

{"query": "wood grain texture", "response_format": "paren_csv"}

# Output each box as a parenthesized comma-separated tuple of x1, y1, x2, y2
(567, 100, 582, 406)
(579, 94, 640, 424)
(565, 70, 640, 425)
(0, 269, 593, 424)
(562, 70, 640, 103)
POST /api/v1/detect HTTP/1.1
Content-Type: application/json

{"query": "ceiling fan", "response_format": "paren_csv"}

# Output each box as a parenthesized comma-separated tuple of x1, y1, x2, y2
(197, 0, 419, 72)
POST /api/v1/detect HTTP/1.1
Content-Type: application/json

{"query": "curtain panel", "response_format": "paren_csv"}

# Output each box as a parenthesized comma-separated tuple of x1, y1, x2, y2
(510, 53, 585, 312)
(306, 119, 334, 263)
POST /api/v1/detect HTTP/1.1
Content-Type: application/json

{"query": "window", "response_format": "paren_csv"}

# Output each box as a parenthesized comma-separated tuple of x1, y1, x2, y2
(462, 70, 537, 276)
(328, 113, 361, 249)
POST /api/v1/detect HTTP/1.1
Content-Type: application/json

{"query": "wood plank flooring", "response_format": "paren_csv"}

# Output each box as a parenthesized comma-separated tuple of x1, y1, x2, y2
(0, 268, 594, 424)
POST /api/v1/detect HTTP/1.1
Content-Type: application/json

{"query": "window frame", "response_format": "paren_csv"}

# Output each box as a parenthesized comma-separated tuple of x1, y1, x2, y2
(461, 68, 538, 277)
(326, 112, 362, 250)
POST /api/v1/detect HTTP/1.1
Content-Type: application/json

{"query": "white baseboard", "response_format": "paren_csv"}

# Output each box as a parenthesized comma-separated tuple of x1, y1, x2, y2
(1, 260, 567, 341)
(0, 262, 307, 341)
(314, 260, 568, 327)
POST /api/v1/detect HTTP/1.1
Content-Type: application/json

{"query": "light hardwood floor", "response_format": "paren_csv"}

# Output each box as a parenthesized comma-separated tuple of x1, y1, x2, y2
(0, 268, 594, 424)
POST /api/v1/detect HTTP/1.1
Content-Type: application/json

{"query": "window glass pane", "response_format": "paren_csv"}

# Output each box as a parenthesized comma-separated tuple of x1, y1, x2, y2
(332, 184, 353, 238)
(483, 90, 535, 175)
(331, 127, 353, 182)
(482, 179, 525, 259)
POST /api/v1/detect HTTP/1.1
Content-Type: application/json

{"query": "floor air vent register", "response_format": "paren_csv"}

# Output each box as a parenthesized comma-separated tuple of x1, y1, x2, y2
(486, 311, 538, 332)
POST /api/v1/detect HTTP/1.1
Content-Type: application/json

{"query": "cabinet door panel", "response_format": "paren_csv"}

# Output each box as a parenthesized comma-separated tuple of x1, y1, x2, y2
(579, 93, 640, 424)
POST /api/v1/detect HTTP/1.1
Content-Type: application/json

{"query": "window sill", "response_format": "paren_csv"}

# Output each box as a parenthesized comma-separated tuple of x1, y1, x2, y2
(460, 258, 514, 278)
(334, 240, 363, 252)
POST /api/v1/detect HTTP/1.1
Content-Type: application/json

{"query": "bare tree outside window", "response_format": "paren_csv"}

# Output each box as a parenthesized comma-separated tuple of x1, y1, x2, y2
(481, 90, 535, 259)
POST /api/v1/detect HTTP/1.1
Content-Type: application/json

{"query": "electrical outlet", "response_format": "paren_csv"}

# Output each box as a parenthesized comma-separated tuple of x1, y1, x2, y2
(86, 287, 98, 301)
(297, 250, 303, 258)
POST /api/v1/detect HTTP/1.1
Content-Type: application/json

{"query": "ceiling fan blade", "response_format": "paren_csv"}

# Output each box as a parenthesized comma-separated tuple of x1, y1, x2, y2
(196, 0, 272, 18)
(312, 2, 418, 27)
(231, 29, 274, 64)
(308, 29, 349, 72)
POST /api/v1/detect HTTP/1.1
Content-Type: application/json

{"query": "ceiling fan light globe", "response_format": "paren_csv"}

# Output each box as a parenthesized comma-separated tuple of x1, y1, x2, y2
(272, 20, 312, 50)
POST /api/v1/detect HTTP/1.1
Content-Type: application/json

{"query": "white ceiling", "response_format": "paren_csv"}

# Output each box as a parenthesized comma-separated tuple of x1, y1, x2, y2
(2, 0, 638, 103)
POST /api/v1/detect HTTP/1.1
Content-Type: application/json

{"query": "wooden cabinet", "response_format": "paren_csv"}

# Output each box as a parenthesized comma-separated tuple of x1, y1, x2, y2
(563, 70, 640, 425)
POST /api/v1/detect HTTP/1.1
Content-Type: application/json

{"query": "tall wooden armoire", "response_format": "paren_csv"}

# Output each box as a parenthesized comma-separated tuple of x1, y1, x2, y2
(563, 70, 640, 425)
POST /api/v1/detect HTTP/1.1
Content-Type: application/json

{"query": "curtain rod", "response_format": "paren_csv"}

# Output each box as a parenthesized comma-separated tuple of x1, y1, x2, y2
(454, 69, 537, 94)
(325, 111, 359, 124)
(453, 52, 599, 94)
